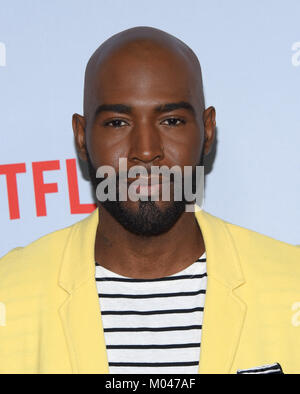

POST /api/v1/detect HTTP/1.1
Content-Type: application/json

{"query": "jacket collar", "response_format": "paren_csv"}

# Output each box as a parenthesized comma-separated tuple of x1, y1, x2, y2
(194, 208, 245, 290)
(194, 209, 247, 373)
(58, 208, 99, 294)
(59, 206, 245, 293)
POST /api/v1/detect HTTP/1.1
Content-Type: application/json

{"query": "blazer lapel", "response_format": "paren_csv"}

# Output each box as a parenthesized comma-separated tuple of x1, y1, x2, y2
(198, 277, 246, 373)
(57, 207, 246, 374)
(59, 279, 109, 373)
(195, 210, 247, 374)
(58, 209, 109, 373)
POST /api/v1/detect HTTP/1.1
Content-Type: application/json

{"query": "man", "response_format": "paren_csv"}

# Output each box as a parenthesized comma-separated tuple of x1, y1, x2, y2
(0, 26, 299, 374)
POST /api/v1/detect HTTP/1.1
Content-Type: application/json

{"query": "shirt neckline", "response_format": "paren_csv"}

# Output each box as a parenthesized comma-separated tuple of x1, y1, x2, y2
(95, 251, 206, 280)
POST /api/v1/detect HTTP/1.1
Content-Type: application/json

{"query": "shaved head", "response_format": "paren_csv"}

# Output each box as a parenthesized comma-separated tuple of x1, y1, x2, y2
(83, 26, 205, 122)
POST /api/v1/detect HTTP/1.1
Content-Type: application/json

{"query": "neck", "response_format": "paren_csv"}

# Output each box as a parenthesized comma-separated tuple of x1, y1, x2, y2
(94, 204, 205, 279)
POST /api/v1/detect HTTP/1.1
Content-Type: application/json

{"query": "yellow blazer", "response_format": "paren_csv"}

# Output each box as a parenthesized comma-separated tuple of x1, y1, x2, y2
(0, 208, 299, 374)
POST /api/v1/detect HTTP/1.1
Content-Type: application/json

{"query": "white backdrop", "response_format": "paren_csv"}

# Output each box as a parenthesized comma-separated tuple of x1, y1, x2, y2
(0, 0, 299, 257)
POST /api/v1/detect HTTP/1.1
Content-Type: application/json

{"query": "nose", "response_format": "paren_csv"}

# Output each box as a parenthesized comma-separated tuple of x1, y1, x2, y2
(128, 120, 164, 165)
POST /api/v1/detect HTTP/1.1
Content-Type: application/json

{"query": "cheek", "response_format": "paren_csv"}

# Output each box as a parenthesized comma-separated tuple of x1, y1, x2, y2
(164, 128, 203, 167)
(86, 126, 130, 168)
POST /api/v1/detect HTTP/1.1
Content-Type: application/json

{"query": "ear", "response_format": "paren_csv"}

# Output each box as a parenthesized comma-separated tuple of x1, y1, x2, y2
(203, 106, 216, 155)
(72, 113, 87, 161)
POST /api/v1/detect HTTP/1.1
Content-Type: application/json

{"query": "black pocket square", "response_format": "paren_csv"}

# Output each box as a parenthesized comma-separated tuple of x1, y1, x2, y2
(237, 362, 283, 374)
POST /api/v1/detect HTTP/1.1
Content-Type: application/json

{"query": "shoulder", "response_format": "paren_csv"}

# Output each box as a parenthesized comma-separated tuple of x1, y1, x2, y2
(200, 210, 300, 289)
(223, 217, 299, 257)
(0, 215, 91, 293)
(220, 216, 300, 280)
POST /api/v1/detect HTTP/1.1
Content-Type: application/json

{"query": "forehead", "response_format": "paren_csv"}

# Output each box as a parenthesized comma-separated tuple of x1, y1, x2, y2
(92, 43, 201, 109)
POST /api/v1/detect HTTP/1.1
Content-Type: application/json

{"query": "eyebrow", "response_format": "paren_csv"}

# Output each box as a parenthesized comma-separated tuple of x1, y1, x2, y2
(94, 104, 132, 117)
(154, 101, 195, 115)
(94, 101, 195, 117)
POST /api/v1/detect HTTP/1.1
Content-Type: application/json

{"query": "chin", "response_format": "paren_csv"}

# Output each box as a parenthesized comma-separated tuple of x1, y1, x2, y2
(101, 199, 186, 237)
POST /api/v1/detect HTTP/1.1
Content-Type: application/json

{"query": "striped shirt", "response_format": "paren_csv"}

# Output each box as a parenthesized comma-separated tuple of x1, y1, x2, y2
(95, 252, 207, 374)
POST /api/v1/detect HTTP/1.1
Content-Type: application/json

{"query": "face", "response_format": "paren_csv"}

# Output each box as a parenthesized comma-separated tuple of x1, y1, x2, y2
(73, 42, 215, 236)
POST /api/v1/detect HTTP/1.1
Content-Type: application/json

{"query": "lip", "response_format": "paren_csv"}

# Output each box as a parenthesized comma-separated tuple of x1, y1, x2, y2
(124, 176, 171, 197)
(118, 176, 172, 197)
(126, 176, 169, 186)
(136, 182, 162, 197)
(136, 176, 161, 186)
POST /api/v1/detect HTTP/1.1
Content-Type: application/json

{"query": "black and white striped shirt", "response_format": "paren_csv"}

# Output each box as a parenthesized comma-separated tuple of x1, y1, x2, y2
(95, 252, 207, 374)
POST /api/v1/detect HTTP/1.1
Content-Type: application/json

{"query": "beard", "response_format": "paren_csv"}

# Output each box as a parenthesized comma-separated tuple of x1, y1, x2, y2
(86, 152, 202, 237)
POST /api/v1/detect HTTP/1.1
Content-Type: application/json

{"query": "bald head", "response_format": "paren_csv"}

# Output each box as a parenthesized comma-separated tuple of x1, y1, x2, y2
(83, 26, 205, 121)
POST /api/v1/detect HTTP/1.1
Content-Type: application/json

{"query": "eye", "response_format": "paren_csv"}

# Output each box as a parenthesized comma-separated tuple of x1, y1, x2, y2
(160, 117, 186, 127)
(103, 119, 129, 128)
